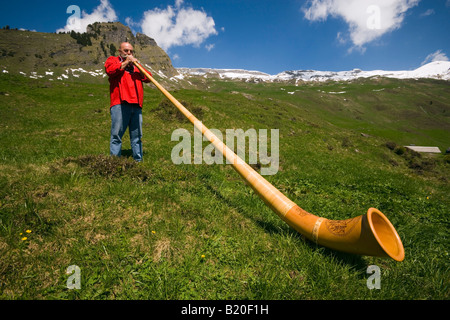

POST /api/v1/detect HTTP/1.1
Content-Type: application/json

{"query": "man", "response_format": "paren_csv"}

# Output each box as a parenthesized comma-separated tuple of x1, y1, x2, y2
(105, 42, 152, 162)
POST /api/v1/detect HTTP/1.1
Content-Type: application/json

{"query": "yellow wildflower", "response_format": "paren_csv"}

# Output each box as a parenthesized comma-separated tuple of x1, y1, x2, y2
(21, 237, 27, 241)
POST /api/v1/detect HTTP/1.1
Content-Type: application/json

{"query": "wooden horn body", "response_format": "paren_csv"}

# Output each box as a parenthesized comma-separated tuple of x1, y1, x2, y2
(134, 61, 405, 261)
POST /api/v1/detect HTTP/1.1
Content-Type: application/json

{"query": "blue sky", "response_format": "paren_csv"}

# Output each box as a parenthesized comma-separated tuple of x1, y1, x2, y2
(1, 0, 449, 74)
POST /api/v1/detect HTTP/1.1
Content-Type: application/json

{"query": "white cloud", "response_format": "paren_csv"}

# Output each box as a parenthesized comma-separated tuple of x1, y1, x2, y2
(56, 0, 118, 33)
(336, 31, 347, 45)
(420, 9, 435, 17)
(139, 0, 218, 51)
(125, 17, 138, 34)
(302, 0, 420, 51)
(205, 44, 215, 51)
(421, 50, 449, 65)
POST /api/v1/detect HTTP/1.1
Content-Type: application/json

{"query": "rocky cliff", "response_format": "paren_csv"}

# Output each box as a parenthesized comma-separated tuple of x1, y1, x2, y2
(0, 22, 178, 78)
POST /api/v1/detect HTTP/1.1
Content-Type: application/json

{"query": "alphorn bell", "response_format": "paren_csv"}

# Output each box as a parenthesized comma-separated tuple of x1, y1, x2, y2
(133, 61, 405, 262)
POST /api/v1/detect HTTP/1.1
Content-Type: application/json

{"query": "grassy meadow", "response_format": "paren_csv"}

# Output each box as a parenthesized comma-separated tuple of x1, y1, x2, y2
(0, 73, 449, 300)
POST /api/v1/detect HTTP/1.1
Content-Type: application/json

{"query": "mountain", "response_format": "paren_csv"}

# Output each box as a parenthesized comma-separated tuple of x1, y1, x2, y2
(1, 23, 449, 85)
(0, 22, 177, 78)
(177, 61, 450, 83)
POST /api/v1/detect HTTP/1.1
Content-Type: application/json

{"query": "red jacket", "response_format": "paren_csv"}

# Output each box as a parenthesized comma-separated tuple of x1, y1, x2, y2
(105, 56, 152, 108)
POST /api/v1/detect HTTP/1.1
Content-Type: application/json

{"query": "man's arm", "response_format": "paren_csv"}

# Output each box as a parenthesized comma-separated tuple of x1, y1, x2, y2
(132, 60, 152, 83)
(105, 56, 125, 78)
(138, 66, 152, 83)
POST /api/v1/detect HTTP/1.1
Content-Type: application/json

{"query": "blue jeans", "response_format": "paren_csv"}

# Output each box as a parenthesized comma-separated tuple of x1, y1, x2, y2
(110, 103, 143, 162)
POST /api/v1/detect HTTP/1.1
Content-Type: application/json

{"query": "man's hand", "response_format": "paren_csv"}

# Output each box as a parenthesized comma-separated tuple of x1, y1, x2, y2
(126, 55, 138, 64)
(121, 55, 138, 70)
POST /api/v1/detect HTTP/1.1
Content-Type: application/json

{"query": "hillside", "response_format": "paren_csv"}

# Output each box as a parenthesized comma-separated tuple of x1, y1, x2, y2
(0, 22, 177, 78)
(0, 71, 449, 300)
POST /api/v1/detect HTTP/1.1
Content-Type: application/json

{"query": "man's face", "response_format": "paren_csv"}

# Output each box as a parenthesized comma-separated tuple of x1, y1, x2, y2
(119, 44, 134, 58)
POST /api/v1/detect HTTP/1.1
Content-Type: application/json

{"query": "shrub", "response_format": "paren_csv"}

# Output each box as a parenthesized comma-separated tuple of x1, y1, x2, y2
(385, 141, 397, 150)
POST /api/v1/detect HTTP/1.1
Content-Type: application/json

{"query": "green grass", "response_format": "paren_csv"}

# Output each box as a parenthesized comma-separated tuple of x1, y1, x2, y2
(0, 74, 449, 300)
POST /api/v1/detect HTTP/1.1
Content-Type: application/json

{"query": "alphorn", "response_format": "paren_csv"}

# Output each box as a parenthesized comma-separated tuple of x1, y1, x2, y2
(134, 61, 405, 261)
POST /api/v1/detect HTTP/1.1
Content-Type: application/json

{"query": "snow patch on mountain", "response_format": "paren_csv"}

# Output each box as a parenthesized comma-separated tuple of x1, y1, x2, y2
(177, 61, 450, 83)
(3, 61, 448, 84)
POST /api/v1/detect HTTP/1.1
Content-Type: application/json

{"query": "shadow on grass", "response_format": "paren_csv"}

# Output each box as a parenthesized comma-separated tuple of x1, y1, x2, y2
(204, 180, 367, 269)
(120, 149, 134, 159)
